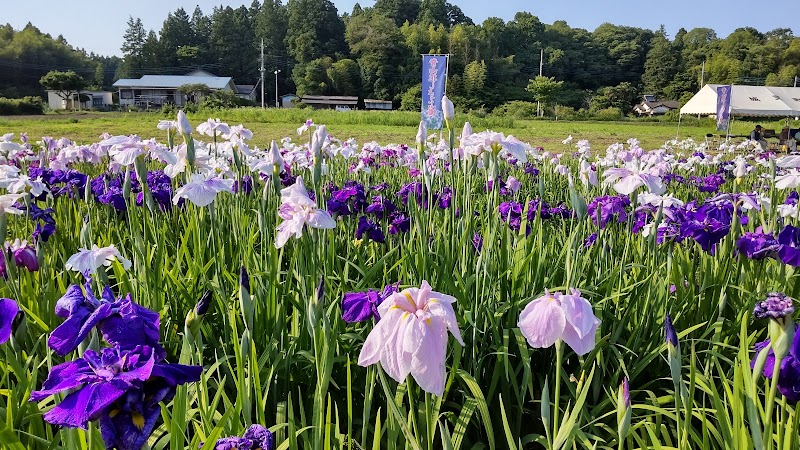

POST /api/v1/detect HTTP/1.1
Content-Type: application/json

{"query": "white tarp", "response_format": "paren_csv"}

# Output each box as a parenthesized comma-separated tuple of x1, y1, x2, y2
(680, 84, 800, 117)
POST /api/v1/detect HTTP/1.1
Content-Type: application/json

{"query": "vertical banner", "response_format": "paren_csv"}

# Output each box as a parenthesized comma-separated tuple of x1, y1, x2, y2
(421, 54, 449, 130)
(716, 85, 731, 131)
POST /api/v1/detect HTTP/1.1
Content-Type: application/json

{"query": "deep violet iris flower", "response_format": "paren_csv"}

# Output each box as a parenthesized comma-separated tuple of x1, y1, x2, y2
(0, 298, 19, 344)
(48, 282, 163, 358)
(355, 216, 385, 243)
(205, 424, 275, 450)
(341, 283, 399, 323)
(30, 345, 201, 445)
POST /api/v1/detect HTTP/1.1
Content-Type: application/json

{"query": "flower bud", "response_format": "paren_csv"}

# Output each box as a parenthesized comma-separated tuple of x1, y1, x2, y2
(177, 110, 192, 136)
(442, 95, 454, 121)
(13, 245, 38, 272)
(617, 377, 631, 441)
(416, 121, 427, 146)
(239, 266, 253, 331)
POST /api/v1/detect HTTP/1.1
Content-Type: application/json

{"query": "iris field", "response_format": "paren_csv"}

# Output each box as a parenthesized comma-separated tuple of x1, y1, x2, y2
(1, 107, 800, 449)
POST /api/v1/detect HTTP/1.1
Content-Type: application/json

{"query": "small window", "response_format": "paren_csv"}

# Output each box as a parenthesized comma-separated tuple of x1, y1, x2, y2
(749, 97, 760, 102)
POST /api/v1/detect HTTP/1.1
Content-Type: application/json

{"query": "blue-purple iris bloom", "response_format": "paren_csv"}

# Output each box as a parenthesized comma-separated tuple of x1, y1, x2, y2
(752, 325, 800, 403)
(49, 282, 164, 358)
(356, 216, 385, 243)
(0, 298, 19, 344)
(587, 195, 630, 229)
(778, 225, 800, 266)
(364, 195, 396, 217)
(388, 211, 410, 234)
(736, 231, 781, 260)
(205, 424, 275, 449)
(31, 345, 201, 448)
(341, 283, 399, 322)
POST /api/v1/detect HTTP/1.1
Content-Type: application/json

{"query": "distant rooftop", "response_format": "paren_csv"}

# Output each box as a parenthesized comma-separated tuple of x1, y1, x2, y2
(113, 75, 234, 90)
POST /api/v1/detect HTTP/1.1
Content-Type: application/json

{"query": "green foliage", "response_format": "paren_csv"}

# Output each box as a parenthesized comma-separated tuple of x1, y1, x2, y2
(399, 83, 422, 111)
(38, 70, 86, 107)
(0, 96, 43, 115)
(526, 75, 564, 114)
(492, 100, 538, 118)
(590, 82, 640, 111)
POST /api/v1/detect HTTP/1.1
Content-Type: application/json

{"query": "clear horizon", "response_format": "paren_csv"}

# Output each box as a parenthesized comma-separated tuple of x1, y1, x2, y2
(7, 0, 797, 57)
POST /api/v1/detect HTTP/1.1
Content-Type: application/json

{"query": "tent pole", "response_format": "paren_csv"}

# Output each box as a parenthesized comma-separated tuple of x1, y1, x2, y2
(676, 114, 681, 140)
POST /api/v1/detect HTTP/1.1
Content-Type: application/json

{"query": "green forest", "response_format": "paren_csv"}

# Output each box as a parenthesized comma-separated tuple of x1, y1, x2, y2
(1, 0, 798, 115)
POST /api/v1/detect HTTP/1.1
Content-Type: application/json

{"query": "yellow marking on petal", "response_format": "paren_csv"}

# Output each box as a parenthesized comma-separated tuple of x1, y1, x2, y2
(132, 412, 145, 430)
(403, 292, 418, 310)
(108, 409, 119, 419)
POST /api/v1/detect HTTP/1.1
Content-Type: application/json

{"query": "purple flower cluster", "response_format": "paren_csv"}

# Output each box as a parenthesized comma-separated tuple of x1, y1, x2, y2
(690, 174, 726, 193)
(587, 195, 630, 228)
(32, 281, 201, 450)
(90, 170, 176, 212)
(736, 231, 781, 260)
(22, 202, 56, 243)
(356, 216, 385, 243)
(498, 200, 573, 234)
(205, 424, 274, 450)
(29, 167, 87, 199)
(327, 181, 368, 216)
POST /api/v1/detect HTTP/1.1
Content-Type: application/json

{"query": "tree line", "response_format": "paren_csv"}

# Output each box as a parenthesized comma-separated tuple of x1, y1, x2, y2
(2, 0, 799, 115)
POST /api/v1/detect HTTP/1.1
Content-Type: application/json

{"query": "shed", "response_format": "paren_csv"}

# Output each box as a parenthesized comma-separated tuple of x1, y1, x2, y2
(300, 95, 358, 110)
(364, 99, 393, 111)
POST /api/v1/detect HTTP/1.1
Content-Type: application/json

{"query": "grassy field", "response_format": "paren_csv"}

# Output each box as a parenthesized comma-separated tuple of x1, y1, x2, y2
(0, 108, 793, 149)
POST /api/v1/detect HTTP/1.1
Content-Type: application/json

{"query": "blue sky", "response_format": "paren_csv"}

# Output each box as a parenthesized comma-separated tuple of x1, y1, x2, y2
(6, 0, 797, 56)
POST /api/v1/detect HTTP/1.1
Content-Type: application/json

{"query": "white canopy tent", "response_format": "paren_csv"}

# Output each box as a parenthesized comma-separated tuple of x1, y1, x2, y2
(680, 84, 800, 117)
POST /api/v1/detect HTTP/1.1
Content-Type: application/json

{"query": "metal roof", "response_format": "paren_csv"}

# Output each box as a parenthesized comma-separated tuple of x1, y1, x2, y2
(301, 95, 358, 105)
(113, 75, 234, 90)
(364, 99, 392, 104)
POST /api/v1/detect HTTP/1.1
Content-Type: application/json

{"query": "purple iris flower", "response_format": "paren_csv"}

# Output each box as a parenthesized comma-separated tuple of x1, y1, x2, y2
(753, 292, 795, 320)
(48, 282, 163, 358)
(588, 195, 630, 228)
(664, 314, 678, 347)
(341, 283, 399, 323)
(12, 244, 39, 272)
(370, 182, 390, 192)
(751, 326, 800, 403)
(33, 223, 56, 242)
(472, 232, 483, 253)
(365, 196, 396, 217)
(233, 176, 253, 195)
(0, 298, 19, 344)
(206, 424, 275, 450)
(437, 187, 453, 209)
(397, 182, 425, 206)
(786, 191, 799, 206)
(584, 233, 598, 248)
(679, 218, 730, 254)
(736, 231, 780, 260)
(30, 345, 201, 436)
(356, 216, 385, 243)
(524, 163, 540, 177)
(778, 225, 800, 266)
(388, 211, 410, 234)
(328, 182, 368, 216)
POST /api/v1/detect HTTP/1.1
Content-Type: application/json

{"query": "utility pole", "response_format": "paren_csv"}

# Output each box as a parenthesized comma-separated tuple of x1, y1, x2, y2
(537, 48, 543, 117)
(260, 39, 265, 109)
(700, 60, 705, 87)
(795, 76, 798, 88)
(274, 70, 281, 108)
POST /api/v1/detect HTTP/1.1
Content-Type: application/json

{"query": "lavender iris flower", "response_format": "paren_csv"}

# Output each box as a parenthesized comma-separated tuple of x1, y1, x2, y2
(49, 282, 163, 358)
(342, 284, 399, 323)
(753, 292, 795, 320)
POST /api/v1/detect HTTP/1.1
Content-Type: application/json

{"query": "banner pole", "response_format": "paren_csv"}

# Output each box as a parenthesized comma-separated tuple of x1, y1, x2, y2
(445, 53, 450, 95)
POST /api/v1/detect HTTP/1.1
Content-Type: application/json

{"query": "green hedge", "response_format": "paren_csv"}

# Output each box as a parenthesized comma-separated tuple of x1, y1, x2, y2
(0, 97, 44, 115)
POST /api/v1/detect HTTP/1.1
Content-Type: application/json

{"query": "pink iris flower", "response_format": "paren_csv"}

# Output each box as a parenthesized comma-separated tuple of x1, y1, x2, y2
(358, 280, 464, 396)
(518, 288, 600, 356)
(275, 177, 336, 248)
